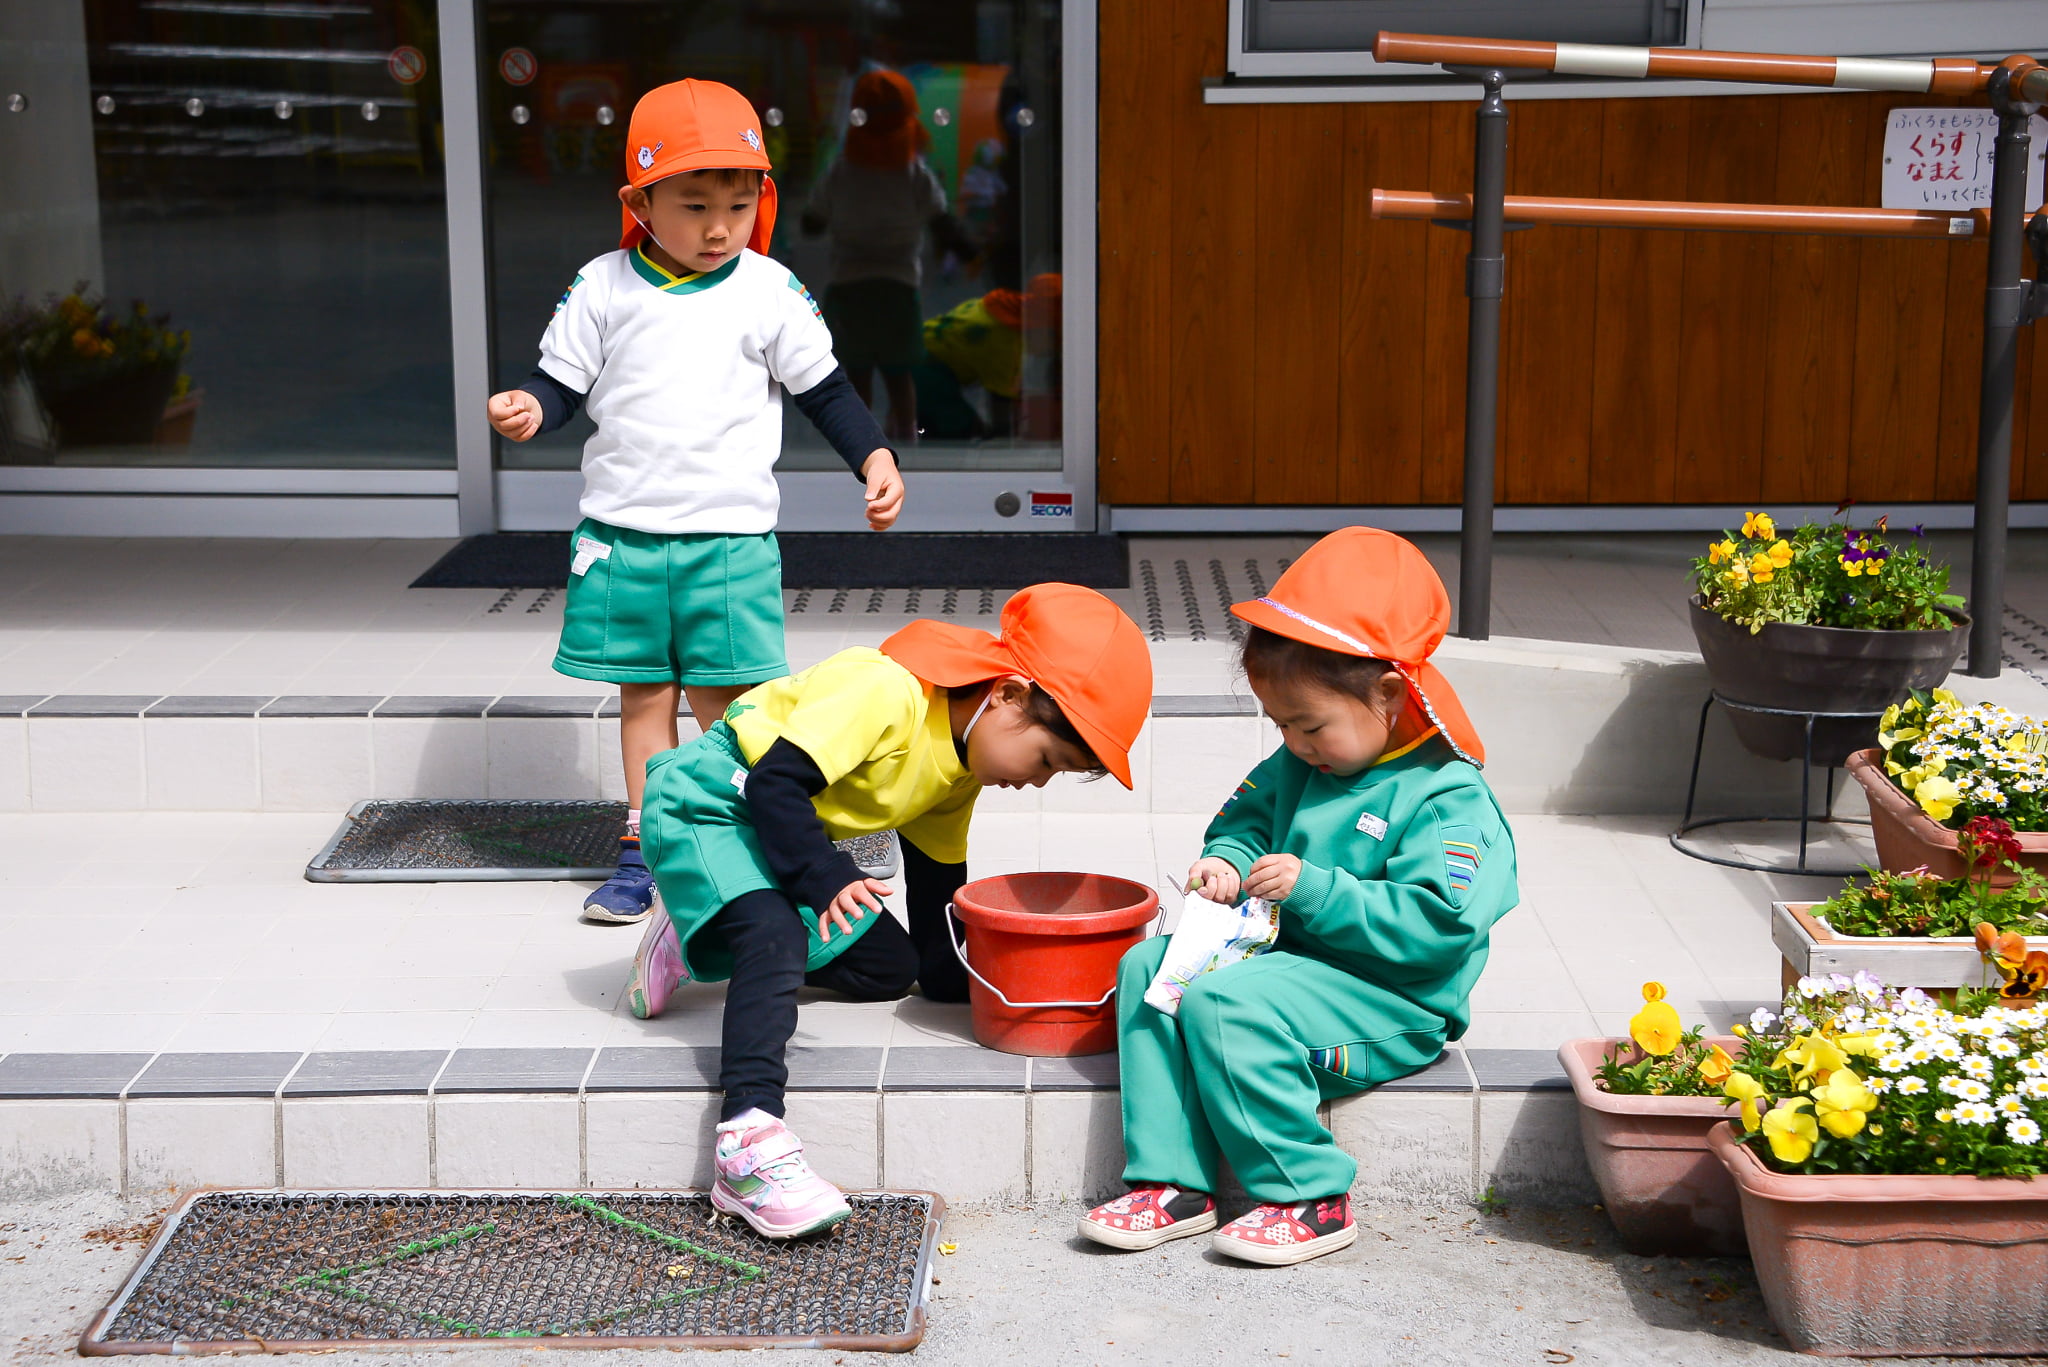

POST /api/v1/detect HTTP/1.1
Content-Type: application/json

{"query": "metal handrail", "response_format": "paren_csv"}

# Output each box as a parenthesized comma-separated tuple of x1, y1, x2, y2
(1370, 190, 1986, 239)
(1370, 31, 2045, 99)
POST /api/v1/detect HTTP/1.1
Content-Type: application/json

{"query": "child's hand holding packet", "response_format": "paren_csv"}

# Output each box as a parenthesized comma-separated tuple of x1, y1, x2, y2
(1141, 886, 1281, 1016)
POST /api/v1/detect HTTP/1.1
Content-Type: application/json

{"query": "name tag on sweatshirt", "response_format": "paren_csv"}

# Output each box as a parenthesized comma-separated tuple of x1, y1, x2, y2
(1356, 811, 1388, 840)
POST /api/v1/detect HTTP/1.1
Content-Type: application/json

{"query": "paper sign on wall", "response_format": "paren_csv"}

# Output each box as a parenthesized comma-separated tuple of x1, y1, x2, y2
(1880, 108, 2047, 211)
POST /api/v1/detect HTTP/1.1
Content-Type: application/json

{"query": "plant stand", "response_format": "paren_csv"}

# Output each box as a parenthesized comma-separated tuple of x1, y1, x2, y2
(1669, 693, 1876, 878)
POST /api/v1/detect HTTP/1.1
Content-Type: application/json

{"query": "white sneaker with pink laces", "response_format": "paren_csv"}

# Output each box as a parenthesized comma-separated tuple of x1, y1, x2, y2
(710, 1115, 851, 1239)
(627, 913, 687, 1020)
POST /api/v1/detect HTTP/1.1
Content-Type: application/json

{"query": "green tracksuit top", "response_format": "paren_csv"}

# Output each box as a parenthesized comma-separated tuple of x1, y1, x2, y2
(1201, 736, 1518, 1039)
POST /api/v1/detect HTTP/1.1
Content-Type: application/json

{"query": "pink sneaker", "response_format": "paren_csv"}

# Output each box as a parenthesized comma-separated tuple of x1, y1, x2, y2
(1211, 1195, 1357, 1266)
(710, 1118, 851, 1239)
(627, 913, 688, 1020)
(1076, 1185, 1217, 1251)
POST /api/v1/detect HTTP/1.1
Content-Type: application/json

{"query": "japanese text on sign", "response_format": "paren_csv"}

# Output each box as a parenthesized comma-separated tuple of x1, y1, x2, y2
(1880, 108, 2046, 211)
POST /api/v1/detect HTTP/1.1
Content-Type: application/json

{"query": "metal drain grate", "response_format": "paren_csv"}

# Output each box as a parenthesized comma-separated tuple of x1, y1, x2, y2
(306, 800, 627, 882)
(2004, 605, 2048, 686)
(83, 1189, 942, 1353)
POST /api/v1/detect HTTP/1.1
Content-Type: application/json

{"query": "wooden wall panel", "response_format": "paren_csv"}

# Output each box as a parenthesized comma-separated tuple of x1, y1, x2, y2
(1163, 0, 1256, 503)
(1093, 7, 2037, 508)
(1252, 104, 1342, 504)
(1588, 97, 1690, 505)
(1672, 96, 1780, 504)
(1759, 95, 1865, 505)
(1500, 99, 1602, 504)
(1092, 0, 1174, 503)
(1421, 102, 1476, 505)
(1336, 102, 1431, 505)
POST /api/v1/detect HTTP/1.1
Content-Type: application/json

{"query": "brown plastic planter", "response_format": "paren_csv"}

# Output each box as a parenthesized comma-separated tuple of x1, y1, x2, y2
(1711, 1126, 2048, 1357)
(1558, 1038, 1745, 1257)
(1847, 747, 2048, 886)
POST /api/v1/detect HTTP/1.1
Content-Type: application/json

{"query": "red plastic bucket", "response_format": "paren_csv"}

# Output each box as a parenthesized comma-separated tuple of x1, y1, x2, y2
(948, 872, 1159, 1057)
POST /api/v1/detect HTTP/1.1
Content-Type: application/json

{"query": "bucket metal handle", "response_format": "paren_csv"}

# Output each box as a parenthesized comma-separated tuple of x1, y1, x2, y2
(944, 903, 1119, 1010)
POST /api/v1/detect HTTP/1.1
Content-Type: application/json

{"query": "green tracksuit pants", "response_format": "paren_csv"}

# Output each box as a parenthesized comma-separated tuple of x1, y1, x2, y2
(1116, 936, 1447, 1203)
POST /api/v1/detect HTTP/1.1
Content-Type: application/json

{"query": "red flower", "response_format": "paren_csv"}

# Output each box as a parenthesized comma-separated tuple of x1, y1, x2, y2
(1962, 815, 2023, 869)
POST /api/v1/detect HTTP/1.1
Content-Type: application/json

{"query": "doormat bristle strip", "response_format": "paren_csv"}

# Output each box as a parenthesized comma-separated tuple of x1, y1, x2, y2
(82, 1189, 942, 1354)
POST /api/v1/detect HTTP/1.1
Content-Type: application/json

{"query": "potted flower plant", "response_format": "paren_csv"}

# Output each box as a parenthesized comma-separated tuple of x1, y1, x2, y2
(1689, 511, 1968, 766)
(1558, 983, 1747, 1255)
(1710, 971, 2048, 1356)
(1773, 815, 2048, 994)
(1, 288, 193, 447)
(1848, 687, 2048, 881)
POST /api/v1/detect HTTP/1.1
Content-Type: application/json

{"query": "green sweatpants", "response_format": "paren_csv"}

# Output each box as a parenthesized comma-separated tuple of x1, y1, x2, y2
(1116, 936, 1448, 1203)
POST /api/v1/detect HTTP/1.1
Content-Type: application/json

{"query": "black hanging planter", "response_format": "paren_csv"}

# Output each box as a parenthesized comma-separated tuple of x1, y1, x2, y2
(1688, 598, 1970, 768)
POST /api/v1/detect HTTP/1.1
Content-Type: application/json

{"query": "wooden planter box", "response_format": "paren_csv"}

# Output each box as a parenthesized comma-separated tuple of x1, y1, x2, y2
(1712, 1126, 2048, 1356)
(1771, 900, 2047, 994)
(1558, 1038, 1746, 1257)
(1846, 747, 2048, 887)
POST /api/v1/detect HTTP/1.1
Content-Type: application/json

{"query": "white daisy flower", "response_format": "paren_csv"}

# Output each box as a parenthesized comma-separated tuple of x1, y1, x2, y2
(1989, 1037, 2021, 1059)
(1954, 1102, 1997, 1126)
(2009, 1117, 2042, 1145)
(1996, 1093, 2029, 1117)
(1897, 1076, 1930, 1095)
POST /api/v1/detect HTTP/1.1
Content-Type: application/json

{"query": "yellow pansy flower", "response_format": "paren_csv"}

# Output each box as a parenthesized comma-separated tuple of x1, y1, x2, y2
(1915, 773, 1963, 822)
(1866, 557, 1883, 576)
(1629, 982, 1682, 1057)
(1761, 1098, 1819, 1164)
(1811, 1068, 1878, 1139)
(1777, 1033, 1849, 1086)
(1841, 557, 1864, 578)
(1707, 539, 1736, 565)
(1697, 1044, 1734, 1087)
(1933, 688, 1959, 706)
(1742, 511, 1775, 540)
(1723, 561, 1750, 587)
(1724, 1073, 1769, 1132)
(1766, 540, 1793, 569)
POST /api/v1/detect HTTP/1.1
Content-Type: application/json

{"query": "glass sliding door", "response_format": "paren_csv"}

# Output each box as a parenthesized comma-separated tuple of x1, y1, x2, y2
(483, 0, 1067, 481)
(0, 0, 454, 469)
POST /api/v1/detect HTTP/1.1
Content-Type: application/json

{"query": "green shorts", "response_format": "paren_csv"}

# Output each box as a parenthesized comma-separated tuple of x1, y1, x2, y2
(640, 723, 875, 981)
(552, 520, 789, 687)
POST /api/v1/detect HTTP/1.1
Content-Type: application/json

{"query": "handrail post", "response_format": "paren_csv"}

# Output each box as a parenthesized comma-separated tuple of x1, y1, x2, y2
(1969, 65, 2040, 677)
(1457, 69, 1509, 641)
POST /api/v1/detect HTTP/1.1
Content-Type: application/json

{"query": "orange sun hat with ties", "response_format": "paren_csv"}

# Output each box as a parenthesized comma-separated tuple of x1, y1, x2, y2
(1229, 527, 1486, 767)
(618, 79, 778, 256)
(879, 583, 1155, 788)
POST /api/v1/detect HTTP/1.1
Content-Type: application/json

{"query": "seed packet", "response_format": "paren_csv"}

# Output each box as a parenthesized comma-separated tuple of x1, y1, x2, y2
(1142, 888, 1281, 1016)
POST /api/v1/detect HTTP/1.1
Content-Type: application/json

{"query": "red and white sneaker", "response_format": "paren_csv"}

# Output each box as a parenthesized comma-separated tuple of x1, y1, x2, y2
(627, 913, 688, 1021)
(1211, 1195, 1357, 1266)
(1076, 1185, 1217, 1251)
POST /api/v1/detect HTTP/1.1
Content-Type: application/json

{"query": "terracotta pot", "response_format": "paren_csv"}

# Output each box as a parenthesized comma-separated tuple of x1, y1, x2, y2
(1558, 1038, 1746, 1256)
(1847, 747, 2048, 886)
(1711, 1125, 2048, 1357)
(1689, 600, 1968, 768)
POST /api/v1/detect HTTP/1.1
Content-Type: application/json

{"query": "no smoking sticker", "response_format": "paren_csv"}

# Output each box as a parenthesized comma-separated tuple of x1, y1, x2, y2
(387, 44, 426, 85)
(499, 47, 537, 87)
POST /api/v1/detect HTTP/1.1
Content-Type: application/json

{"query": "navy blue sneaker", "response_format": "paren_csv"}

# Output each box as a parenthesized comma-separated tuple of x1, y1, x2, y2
(582, 837, 656, 924)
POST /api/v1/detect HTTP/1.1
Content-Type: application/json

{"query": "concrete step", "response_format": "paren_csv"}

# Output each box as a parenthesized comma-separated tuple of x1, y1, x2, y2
(9, 635, 2041, 814)
(0, 1044, 1595, 1209)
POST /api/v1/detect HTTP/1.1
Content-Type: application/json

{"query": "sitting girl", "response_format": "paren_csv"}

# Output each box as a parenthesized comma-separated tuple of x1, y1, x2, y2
(1079, 528, 1518, 1266)
(627, 583, 1152, 1238)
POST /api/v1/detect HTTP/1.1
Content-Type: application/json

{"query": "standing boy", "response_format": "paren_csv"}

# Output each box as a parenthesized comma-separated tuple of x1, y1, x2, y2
(488, 80, 904, 924)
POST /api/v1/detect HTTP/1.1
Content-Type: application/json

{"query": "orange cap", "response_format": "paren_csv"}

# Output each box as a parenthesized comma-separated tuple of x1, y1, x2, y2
(880, 583, 1154, 788)
(619, 79, 778, 256)
(1229, 527, 1485, 767)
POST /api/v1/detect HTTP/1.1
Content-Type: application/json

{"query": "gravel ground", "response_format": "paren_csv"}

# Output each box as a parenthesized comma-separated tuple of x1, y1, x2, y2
(3, 1190, 2037, 1366)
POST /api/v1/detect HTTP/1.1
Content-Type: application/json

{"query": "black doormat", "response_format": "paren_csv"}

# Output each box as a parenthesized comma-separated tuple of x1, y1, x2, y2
(83, 1188, 943, 1353)
(306, 799, 627, 882)
(411, 531, 1128, 590)
(306, 800, 904, 883)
